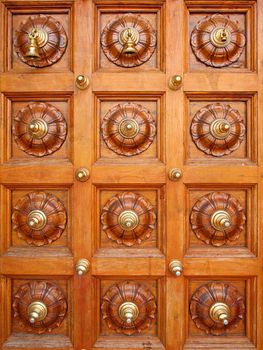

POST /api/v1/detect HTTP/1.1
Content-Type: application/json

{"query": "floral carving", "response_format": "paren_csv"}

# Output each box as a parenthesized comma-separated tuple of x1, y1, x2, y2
(190, 282, 245, 335)
(14, 14, 68, 68)
(12, 102, 67, 157)
(101, 192, 156, 246)
(101, 281, 156, 335)
(190, 14, 246, 68)
(190, 103, 245, 157)
(101, 102, 156, 156)
(12, 191, 67, 246)
(13, 280, 67, 334)
(190, 192, 246, 247)
(101, 13, 157, 68)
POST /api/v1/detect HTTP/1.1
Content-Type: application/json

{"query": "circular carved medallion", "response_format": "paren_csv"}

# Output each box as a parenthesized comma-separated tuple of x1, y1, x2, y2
(101, 13, 157, 68)
(13, 280, 67, 334)
(14, 14, 68, 68)
(190, 192, 246, 247)
(190, 14, 246, 68)
(190, 282, 245, 335)
(101, 102, 156, 157)
(101, 192, 156, 246)
(12, 102, 68, 157)
(12, 191, 67, 246)
(101, 281, 156, 335)
(190, 103, 245, 157)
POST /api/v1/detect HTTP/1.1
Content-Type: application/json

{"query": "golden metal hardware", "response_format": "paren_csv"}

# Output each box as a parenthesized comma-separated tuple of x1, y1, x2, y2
(211, 210, 231, 231)
(169, 260, 183, 277)
(118, 119, 139, 138)
(75, 258, 90, 276)
(75, 168, 90, 182)
(168, 75, 183, 90)
(118, 210, 139, 230)
(119, 302, 139, 323)
(119, 28, 139, 56)
(210, 119, 231, 139)
(169, 168, 182, 181)
(76, 75, 89, 90)
(28, 119, 48, 139)
(28, 301, 48, 323)
(210, 302, 230, 325)
(26, 28, 48, 58)
(27, 210, 47, 230)
(211, 28, 230, 47)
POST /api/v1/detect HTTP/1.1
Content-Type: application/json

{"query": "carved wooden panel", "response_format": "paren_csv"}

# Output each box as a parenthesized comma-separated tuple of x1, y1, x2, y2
(101, 191, 156, 246)
(101, 102, 156, 157)
(13, 280, 67, 334)
(12, 191, 67, 246)
(190, 14, 246, 68)
(190, 192, 246, 247)
(190, 103, 245, 157)
(101, 281, 156, 336)
(101, 13, 157, 68)
(12, 102, 68, 157)
(14, 14, 68, 68)
(190, 282, 245, 336)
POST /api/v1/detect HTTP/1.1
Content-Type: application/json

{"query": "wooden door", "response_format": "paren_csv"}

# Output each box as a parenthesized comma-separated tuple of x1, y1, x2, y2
(0, 0, 262, 349)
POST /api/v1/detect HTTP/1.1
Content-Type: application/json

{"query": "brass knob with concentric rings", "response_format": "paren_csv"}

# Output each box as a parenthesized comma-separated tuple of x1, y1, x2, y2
(210, 119, 231, 139)
(28, 301, 48, 324)
(28, 119, 48, 139)
(27, 210, 47, 230)
(168, 75, 183, 90)
(210, 28, 230, 47)
(169, 260, 183, 277)
(118, 119, 139, 138)
(119, 27, 139, 56)
(118, 210, 139, 230)
(76, 75, 89, 90)
(211, 210, 231, 231)
(75, 168, 90, 182)
(75, 258, 90, 276)
(119, 302, 139, 323)
(210, 302, 230, 325)
(169, 168, 182, 181)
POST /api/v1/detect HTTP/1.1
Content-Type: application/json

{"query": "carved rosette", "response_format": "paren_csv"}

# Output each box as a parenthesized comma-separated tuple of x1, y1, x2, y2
(190, 282, 245, 335)
(101, 281, 156, 335)
(190, 103, 245, 157)
(12, 102, 67, 157)
(12, 191, 67, 246)
(190, 192, 246, 247)
(101, 192, 156, 246)
(13, 281, 67, 334)
(14, 15, 68, 68)
(101, 102, 156, 156)
(101, 13, 157, 68)
(190, 14, 246, 68)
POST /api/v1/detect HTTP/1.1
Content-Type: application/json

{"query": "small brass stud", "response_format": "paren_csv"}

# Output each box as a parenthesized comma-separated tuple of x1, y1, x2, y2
(75, 168, 90, 182)
(76, 75, 89, 90)
(169, 168, 182, 181)
(168, 75, 183, 90)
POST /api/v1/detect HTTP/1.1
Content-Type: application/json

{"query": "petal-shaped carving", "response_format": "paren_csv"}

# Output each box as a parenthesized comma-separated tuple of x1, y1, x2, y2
(190, 192, 246, 246)
(13, 281, 67, 334)
(101, 281, 156, 335)
(14, 15, 68, 68)
(12, 192, 67, 246)
(101, 192, 156, 246)
(190, 103, 245, 157)
(101, 13, 157, 68)
(101, 102, 156, 156)
(190, 14, 246, 68)
(190, 282, 245, 335)
(12, 102, 68, 157)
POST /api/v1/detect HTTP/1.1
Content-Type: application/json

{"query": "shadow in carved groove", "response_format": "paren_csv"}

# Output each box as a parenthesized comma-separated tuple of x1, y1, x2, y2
(190, 14, 246, 68)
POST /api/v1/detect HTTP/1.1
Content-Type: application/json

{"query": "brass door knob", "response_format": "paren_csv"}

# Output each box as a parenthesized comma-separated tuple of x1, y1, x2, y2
(118, 210, 139, 230)
(210, 302, 230, 325)
(28, 301, 48, 323)
(169, 260, 183, 277)
(210, 119, 231, 139)
(75, 168, 90, 182)
(76, 75, 89, 90)
(169, 168, 182, 181)
(28, 119, 48, 139)
(168, 75, 182, 90)
(211, 210, 231, 231)
(119, 301, 139, 323)
(75, 258, 90, 276)
(27, 210, 47, 230)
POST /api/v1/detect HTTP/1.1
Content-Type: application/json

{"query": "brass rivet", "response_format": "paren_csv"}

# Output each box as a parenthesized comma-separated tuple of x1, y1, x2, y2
(75, 168, 90, 182)
(169, 168, 182, 181)
(169, 260, 183, 277)
(76, 75, 89, 90)
(75, 258, 90, 276)
(168, 75, 183, 90)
